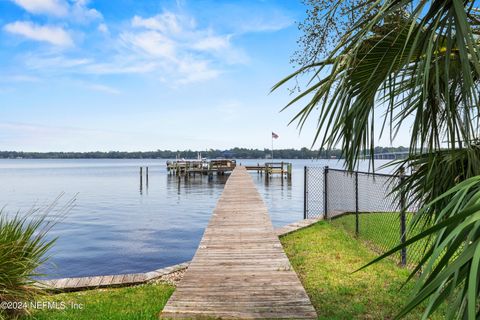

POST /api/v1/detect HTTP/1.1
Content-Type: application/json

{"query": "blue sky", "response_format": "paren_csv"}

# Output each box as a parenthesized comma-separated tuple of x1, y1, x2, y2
(0, 0, 408, 152)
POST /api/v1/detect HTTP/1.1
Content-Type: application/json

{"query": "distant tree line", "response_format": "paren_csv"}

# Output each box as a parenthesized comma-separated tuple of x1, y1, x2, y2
(0, 146, 408, 159)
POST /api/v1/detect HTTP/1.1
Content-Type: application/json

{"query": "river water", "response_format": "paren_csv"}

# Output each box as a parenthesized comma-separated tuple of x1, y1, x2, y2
(0, 158, 390, 278)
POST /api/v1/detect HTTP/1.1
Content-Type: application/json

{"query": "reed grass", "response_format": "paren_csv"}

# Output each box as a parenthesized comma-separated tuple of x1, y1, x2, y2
(0, 197, 73, 319)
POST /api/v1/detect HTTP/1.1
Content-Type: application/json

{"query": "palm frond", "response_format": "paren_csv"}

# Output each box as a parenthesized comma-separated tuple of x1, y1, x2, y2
(274, 1, 480, 318)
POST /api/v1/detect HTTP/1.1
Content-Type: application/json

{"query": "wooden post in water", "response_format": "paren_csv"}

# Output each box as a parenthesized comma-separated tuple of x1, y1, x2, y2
(281, 162, 284, 185)
(287, 163, 292, 180)
(146, 166, 149, 187)
(140, 167, 143, 193)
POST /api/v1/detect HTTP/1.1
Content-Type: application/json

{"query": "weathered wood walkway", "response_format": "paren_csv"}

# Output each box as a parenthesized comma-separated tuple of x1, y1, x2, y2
(38, 219, 320, 292)
(160, 167, 317, 319)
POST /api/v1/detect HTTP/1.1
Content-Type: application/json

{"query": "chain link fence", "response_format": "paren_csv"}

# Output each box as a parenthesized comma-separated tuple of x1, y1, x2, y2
(304, 166, 426, 267)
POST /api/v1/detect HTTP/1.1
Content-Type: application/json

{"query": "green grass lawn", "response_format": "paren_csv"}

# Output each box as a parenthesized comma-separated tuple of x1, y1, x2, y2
(24, 283, 174, 320)
(26, 221, 441, 319)
(281, 221, 443, 319)
(331, 212, 430, 266)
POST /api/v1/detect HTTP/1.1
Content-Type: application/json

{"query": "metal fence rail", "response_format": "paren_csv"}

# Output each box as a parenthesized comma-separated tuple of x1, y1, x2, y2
(304, 166, 425, 267)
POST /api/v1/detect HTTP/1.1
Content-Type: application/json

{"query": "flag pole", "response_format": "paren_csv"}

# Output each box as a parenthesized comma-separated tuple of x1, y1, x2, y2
(271, 134, 274, 160)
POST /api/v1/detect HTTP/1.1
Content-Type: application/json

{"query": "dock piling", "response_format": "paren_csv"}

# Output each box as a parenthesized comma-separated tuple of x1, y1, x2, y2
(146, 166, 149, 187)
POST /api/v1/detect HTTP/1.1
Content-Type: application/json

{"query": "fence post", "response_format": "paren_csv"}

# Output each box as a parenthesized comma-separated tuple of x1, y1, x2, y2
(324, 166, 329, 219)
(355, 171, 359, 236)
(303, 166, 308, 219)
(400, 171, 407, 266)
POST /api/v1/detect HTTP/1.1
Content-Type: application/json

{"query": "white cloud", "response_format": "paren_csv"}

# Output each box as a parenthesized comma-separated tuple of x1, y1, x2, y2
(119, 11, 247, 84)
(24, 54, 91, 70)
(10, 0, 102, 22)
(131, 12, 188, 34)
(83, 60, 158, 75)
(4, 21, 73, 47)
(11, 0, 68, 17)
(175, 58, 220, 84)
(22, 51, 157, 75)
(192, 35, 230, 51)
(120, 31, 176, 58)
(209, 4, 293, 34)
(70, 0, 102, 23)
(98, 23, 108, 33)
(8, 9, 248, 85)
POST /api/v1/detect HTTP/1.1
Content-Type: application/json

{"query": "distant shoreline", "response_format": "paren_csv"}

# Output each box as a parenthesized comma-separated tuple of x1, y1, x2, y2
(0, 156, 333, 160)
(1, 157, 328, 160)
(0, 147, 407, 160)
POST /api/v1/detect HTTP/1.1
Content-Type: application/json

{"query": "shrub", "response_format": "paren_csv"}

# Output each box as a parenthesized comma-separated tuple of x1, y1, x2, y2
(0, 199, 72, 319)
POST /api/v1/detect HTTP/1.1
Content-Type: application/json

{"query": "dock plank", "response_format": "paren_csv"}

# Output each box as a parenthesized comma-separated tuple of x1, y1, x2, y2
(160, 166, 316, 319)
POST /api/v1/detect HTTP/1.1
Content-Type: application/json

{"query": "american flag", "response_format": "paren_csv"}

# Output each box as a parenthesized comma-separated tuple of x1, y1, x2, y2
(272, 132, 279, 139)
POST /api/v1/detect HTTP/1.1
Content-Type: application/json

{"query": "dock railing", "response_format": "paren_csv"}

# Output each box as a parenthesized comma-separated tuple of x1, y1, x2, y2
(304, 166, 425, 267)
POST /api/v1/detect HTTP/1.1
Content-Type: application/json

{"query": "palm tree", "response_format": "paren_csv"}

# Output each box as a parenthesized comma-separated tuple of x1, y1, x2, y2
(274, 1, 480, 318)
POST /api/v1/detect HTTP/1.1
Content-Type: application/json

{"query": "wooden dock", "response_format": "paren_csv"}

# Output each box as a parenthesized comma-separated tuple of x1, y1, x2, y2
(160, 166, 316, 319)
(245, 162, 292, 179)
(167, 159, 237, 177)
(166, 160, 292, 180)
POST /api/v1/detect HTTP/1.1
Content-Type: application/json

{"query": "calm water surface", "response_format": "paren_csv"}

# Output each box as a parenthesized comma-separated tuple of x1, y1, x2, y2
(0, 158, 390, 278)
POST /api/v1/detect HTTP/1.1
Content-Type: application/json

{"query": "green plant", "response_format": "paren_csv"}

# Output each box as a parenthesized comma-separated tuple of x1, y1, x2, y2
(27, 283, 174, 320)
(0, 199, 72, 319)
(281, 221, 445, 319)
(331, 212, 431, 266)
(274, 0, 480, 318)
(362, 177, 480, 318)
